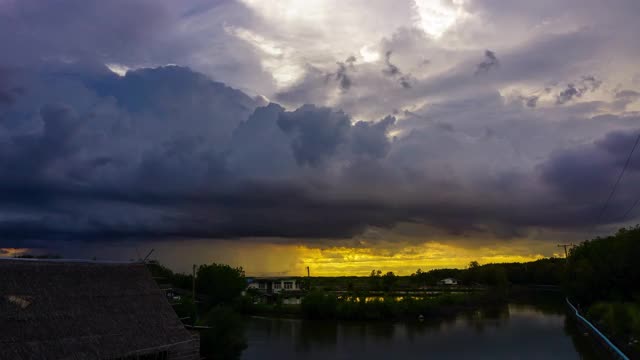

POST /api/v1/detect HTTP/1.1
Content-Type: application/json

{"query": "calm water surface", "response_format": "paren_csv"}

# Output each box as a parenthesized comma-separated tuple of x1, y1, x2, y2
(242, 300, 604, 360)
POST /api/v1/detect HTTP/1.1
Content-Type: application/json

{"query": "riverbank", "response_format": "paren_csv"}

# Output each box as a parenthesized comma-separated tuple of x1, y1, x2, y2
(572, 300, 640, 359)
(241, 289, 510, 321)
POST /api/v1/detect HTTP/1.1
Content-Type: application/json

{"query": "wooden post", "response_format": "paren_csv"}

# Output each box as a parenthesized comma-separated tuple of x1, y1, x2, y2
(192, 264, 196, 300)
(557, 243, 574, 258)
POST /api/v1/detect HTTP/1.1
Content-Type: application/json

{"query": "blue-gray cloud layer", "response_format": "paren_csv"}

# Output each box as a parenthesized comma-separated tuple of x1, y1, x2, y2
(1, 64, 639, 247)
(2, 0, 640, 248)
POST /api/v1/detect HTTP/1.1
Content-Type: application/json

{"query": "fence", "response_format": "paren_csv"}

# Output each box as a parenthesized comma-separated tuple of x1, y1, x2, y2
(565, 297, 629, 360)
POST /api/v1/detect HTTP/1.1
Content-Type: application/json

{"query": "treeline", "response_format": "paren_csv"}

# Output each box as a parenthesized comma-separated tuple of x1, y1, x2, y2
(410, 257, 564, 288)
(566, 226, 640, 305)
(308, 257, 565, 293)
(565, 226, 640, 355)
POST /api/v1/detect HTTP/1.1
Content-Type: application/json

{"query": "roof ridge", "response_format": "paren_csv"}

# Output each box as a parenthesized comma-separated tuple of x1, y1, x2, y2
(0, 257, 140, 264)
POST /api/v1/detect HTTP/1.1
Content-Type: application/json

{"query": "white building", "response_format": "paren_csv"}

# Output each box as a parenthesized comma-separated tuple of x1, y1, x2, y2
(438, 278, 458, 285)
(246, 277, 302, 294)
(246, 277, 304, 304)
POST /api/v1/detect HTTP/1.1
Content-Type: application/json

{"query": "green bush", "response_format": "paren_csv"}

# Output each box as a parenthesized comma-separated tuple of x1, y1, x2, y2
(301, 290, 337, 319)
(199, 306, 247, 360)
(587, 302, 640, 347)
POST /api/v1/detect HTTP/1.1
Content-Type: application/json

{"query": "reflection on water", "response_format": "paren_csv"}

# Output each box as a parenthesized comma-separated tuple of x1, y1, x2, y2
(242, 297, 603, 360)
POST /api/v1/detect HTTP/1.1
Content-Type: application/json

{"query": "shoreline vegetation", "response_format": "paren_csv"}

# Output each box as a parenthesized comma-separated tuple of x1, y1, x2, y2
(243, 290, 509, 321)
(138, 226, 640, 359)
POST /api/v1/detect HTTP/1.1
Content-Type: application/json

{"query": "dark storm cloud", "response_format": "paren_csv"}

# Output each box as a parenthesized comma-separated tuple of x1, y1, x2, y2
(0, 182, 394, 241)
(276, 105, 395, 167)
(277, 105, 351, 166)
(475, 50, 499, 75)
(541, 130, 640, 223)
(0, 65, 400, 245)
(351, 116, 396, 158)
(1, 64, 640, 248)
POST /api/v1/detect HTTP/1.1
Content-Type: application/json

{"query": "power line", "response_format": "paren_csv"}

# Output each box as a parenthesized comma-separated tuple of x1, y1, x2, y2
(619, 197, 640, 222)
(589, 132, 640, 235)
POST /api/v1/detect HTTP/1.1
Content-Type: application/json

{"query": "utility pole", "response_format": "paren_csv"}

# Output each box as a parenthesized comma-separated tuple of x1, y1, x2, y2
(192, 264, 196, 301)
(557, 243, 575, 258)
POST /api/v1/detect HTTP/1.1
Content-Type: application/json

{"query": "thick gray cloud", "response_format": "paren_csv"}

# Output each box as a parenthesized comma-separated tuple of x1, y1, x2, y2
(278, 105, 351, 166)
(2, 0, 640, 252)
(541, 130, 640, 224)
(1, 64, 639, 248)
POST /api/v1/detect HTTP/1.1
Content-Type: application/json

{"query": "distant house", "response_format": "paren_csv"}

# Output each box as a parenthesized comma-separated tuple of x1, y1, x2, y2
(246, 277, 304, 304)
(438, 278, 458, 285)
(246, 277, 302, 294)
(0, 258, 199, 359)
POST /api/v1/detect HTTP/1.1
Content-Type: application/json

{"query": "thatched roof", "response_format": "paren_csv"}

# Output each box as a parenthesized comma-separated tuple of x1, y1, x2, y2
(0, 258, 197, 359)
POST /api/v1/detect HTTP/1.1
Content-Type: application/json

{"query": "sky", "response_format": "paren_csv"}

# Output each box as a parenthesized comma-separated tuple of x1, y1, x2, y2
(1, 0, 640, 275)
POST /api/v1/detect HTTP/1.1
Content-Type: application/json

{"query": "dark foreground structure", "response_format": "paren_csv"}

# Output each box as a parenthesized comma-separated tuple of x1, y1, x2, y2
(0, 258, 199, 360)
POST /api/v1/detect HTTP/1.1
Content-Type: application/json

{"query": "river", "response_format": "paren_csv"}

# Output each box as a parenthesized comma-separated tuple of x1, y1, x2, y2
(241, 296, 605, 359)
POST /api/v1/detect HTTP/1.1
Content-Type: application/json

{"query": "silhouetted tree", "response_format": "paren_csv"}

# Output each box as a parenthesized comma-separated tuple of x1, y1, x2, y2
(369, 269, 383, 290)
(382, 271, 397, 291)
(566, 226, 640, 305)
(196, 263, 246, 306)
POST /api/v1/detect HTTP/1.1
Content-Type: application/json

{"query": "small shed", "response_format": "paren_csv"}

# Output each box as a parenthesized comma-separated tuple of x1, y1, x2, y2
(0, 258, 199, 359)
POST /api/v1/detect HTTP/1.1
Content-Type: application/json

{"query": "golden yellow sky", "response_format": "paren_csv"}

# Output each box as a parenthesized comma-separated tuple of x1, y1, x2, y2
(2, 237, 563, 276)
(145, 238, 561, 276)
(0, 248, 29, 257)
